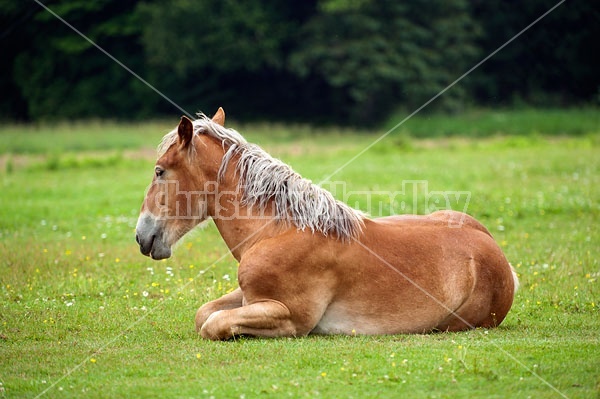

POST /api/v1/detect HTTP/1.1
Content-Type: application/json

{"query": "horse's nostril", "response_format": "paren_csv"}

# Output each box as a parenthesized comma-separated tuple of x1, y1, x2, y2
(135, 233, 141, 245)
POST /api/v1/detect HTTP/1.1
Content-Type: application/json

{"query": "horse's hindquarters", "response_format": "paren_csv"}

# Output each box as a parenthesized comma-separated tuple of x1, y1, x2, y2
(316, 218, 516, 334)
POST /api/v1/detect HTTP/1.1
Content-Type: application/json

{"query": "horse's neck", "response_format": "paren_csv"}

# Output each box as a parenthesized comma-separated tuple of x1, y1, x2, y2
(202, 141, 285, 260)
(213, 198, 277, 261)
(208, 186, 280, 261)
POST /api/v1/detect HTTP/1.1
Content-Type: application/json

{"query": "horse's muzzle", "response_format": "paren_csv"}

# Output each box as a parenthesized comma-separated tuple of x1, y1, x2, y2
(135, 214, 172, 260)
(136, 233, 154, 256)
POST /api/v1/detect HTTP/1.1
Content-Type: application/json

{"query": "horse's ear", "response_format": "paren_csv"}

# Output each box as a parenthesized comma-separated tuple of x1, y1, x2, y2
(178, 116, 194, 148)
(212, 107, 225, 126)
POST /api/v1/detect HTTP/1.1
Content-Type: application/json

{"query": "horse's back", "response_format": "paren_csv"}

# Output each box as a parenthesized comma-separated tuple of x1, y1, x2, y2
(373, 210, 492, 237)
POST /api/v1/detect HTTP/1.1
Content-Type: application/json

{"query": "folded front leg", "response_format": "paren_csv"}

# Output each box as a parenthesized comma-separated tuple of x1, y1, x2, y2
(195, 287, 244, 333)
(199, 300, 301, 340)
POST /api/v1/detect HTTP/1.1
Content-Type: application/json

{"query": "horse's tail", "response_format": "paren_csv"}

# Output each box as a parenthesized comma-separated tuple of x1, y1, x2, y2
(510, 263, 520, 294)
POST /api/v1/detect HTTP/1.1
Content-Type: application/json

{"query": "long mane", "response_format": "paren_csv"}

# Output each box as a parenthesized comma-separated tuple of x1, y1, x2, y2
(158, 115, 364, 241)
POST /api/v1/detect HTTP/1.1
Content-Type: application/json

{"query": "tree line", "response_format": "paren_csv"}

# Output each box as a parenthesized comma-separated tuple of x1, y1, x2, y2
(1, 0, 598, 125)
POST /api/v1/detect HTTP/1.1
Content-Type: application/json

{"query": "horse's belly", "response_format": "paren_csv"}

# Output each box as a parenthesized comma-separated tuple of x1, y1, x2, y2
(312, 306, 358, 335)
(311, 291, 463, 335)
(311, 303, 428, 335)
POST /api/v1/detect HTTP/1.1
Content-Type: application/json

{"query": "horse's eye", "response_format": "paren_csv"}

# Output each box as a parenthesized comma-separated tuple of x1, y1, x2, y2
(155, 166, 165, 178)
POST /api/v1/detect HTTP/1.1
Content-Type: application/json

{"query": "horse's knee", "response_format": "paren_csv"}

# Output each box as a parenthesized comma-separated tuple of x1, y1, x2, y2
(200, 310, 229, 340)
(198, 301, 307, 339)
(195, 304, 217, 333)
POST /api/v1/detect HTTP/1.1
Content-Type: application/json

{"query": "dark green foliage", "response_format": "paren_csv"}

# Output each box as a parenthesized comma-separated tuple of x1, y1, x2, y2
(470, 0, 600, 106)
(290, 0, 479, 123)
(0, 0, 597, 124)
(1, 0, 153, 121)
(135, 0, 316, 120)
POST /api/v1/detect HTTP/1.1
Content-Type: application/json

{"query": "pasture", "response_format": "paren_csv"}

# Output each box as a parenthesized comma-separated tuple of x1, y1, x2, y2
(0, 109, 598, 398)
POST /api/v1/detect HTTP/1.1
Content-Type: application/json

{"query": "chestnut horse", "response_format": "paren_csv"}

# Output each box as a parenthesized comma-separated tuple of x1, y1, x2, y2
(135, 108, 518, 340)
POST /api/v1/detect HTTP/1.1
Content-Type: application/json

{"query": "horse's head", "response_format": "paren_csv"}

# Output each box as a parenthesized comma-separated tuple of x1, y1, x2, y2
(135, 108, 226, 260)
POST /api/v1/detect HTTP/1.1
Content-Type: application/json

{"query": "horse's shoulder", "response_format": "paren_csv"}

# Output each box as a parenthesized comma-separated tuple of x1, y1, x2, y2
(242, 230, 332, 265)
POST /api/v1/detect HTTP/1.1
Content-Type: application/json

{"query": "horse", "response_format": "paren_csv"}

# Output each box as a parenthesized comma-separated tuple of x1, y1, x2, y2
(135, 108, 518, 340)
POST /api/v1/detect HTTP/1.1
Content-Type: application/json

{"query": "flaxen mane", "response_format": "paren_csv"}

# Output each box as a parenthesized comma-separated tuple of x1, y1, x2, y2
(158, 115, 364, 241)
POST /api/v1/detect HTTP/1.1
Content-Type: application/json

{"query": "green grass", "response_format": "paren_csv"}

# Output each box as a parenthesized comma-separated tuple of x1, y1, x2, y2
(0, 109, 599, 398)
(0, 120, 175, 155)
(384, 107, 600, 138)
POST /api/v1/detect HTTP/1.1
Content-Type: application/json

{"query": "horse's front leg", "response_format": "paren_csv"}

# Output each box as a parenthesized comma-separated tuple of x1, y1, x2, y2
(195, 287, 244, 333)
(199, 300, 301, 340)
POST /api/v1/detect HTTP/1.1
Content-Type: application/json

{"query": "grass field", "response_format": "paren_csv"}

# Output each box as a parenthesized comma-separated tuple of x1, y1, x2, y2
(0, 108, 599, 398)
